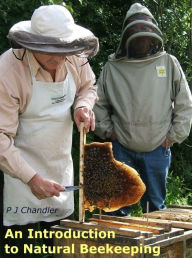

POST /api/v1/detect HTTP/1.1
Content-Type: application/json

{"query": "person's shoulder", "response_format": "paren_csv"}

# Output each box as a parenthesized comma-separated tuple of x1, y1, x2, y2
(165, 53, 181, 66)
(67, 55, 88, 67)
(164, 52, 178, 61)
(0, 49, 12, 75)
(0, 49, 23, 78)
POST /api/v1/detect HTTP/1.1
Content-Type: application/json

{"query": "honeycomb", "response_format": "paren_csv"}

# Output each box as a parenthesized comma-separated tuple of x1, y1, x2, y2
(83, 142, 146, 212)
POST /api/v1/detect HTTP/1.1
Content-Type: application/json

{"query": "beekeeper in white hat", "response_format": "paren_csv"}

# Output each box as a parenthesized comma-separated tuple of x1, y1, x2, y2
(0, 4, 99, 227)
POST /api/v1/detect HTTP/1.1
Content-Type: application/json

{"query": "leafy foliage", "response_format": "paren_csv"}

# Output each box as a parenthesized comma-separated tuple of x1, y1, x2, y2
(165, 171, 192, 205)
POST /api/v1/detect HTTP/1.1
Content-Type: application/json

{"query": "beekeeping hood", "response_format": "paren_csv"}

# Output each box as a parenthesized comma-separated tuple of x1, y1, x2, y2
(8, 5, 99, 58)
(115, 3, 163, 59)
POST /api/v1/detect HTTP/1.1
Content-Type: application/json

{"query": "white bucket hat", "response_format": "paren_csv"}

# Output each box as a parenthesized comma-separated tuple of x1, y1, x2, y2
(8, 5, 99, 58)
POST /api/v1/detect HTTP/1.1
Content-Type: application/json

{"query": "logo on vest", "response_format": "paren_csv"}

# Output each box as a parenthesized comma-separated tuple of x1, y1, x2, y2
(156, 66, 167, 77)
(51, 95, 66, 104)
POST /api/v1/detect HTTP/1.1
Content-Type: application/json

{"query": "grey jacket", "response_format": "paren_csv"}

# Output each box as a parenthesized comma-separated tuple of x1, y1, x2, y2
(94, 52, 192, 152)
(94, 3, 192, 152)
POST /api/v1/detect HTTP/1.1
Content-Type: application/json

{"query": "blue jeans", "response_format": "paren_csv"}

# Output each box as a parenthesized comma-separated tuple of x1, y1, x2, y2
(104, 140, 171, 216)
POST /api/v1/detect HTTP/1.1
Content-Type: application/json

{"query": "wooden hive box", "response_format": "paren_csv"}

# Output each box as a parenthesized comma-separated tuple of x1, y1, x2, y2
(52, 206, 192, 258)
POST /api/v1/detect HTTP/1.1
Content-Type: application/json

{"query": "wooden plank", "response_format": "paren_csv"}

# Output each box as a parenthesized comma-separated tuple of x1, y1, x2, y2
(151, 208, 192, 215)
(143, 228, 184, 245)
(142, 213, 192, 228)
(150, 230, 192, 247)
(89, 218, 165, 235)
(169, 204, 192, 210)
(79, 122, 86, 223)
(53, 225, 146, 246)
(60, 219, 141, 238)
(93, 214, 172, 232)
(169, 221, 192, 230)
(143, 210, 192, 222)
(154, 227, 184, 242)
(88, 218, 153, 238)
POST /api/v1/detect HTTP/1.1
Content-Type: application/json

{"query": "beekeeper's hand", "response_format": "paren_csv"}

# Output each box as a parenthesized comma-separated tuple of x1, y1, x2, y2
(74, 107, 95, 133)
(161, 138, 173, 147)
(27, 174, 65, 199)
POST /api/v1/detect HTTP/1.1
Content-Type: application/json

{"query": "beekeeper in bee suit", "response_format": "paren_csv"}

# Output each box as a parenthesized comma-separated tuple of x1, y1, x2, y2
(0, 4, 98, 228)
(94, 3, 192, 216)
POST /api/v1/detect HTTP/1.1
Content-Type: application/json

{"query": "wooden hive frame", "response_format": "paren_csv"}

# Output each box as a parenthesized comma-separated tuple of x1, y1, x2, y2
(79, 122, 86, 223)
